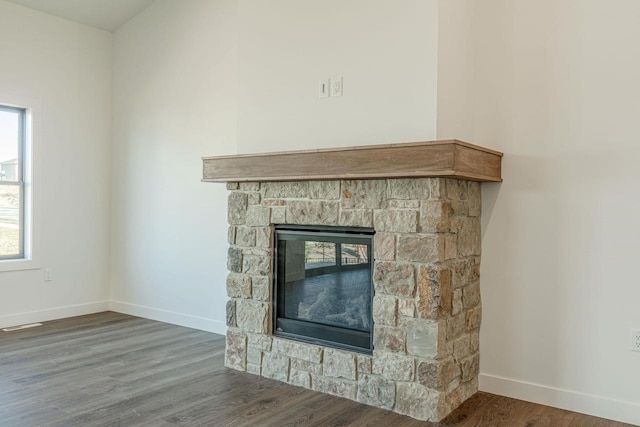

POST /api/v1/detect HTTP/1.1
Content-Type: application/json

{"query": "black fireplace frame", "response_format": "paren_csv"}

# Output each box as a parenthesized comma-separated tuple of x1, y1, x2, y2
(273, 224, 374, 354)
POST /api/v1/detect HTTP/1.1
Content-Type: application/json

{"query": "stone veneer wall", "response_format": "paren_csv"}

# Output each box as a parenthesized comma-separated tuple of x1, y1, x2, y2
(224, 178, 481, 421)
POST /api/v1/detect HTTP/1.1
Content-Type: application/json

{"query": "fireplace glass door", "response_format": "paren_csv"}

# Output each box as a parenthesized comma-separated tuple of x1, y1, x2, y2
(274, 225, 374, 353)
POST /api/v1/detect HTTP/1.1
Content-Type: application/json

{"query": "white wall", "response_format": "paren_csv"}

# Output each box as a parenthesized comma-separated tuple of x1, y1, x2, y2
(110, 0, 237, 333)
(237, 0, 439, 153)
(0, 1, 112, 327)
(438, 1, 640, 424)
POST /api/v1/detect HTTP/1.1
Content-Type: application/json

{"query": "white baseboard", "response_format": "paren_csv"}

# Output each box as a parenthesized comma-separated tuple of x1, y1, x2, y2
(108, 300, 227, 335)
(0, 301, 109, 329)
(480, 373, 640, 425)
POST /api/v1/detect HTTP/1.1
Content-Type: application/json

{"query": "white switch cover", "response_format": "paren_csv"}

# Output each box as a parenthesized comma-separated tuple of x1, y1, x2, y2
(331, 77, 343, 97)
(44, 268, 53, 282)
(319, 79, 329, 98)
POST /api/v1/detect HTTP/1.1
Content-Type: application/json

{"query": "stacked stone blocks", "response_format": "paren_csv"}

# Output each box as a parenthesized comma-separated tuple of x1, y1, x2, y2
(224, 178, 482, 421)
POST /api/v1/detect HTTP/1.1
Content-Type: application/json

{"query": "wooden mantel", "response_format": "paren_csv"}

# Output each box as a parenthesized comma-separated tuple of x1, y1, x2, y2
(202, 140, 502, 183)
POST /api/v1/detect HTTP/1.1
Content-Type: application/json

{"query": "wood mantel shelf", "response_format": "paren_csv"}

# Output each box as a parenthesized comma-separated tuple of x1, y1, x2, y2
(202, 140, 502, 183)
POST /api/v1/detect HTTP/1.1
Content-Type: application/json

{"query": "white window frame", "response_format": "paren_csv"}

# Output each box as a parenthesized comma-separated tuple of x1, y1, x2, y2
(0, 97, 40, 272)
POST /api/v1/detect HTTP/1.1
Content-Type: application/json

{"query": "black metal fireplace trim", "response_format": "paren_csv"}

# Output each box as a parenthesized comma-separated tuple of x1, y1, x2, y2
(273, 224, 374, 355)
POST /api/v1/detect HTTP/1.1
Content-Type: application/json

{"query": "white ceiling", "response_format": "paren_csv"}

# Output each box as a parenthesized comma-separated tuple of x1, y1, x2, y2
(6, 0, 155, 32)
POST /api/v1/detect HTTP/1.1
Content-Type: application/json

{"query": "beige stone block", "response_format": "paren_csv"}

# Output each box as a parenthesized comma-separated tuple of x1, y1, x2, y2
(357, 374, 395, 410)
(252, 276, 270, 301)
(239, 182, 260, 191)
(452, 258, 480, 289)
(372, 352, 414, 381)
(271, 206, 286, 224)
(395, 383, 442, 421)
(311, 375, 357, 400)
(289, 369, 311, 388)
(463, 282, 481, 309)
(263, 181, 308, 198)
(373, 262, 415, 297)
(446, 313, 466, 340)
(466, 306, 481, 331)
(246, 363, 261, 375)
(452, 288, 463, 316)
(227, 274, 251, 299)
(228, 192, 248, 225)
(255, 227, 272, 248)
(429, 178, 446, 199)
(357, 355, 372, 375)
(387, 178, 430, 200)
(373, 210, 417, 233)
(339, 209, 373, 227)
(389, 199, 420, 209)
(373, 295, 397, 326)
(452, 335, 471, 362)
(398, 298, 415, 318)
(340, 179, 388, 209)
(373, 233, 395, 261)
(420, 200, 453, 233)
(247, 333, 272, 351)
(416, 265, 451, 319)
(235, 227, 256, 247)
(373, 325, 406, 353)
(323, 348, 356, 380)
(224, 329, 247, 371)
(226, 182, 239, 190)
(247, 347, 262, 365)
(262, 352, 290, 382)
(309, 181, 340, 199)
(446, 179, 468, 200)
(236, 300, 269, 334)
(242, 255, 270, 276)
(417, 357, 455, 389)
(455, 217, 481, 257)
(286, 200, 339, 225)
(246, 206, 271, 227)
(468, 182, 481, 217)
(273, 338, 323, 363)
(397, 234, 444, 263)
(247, 192, 261, 206)
(291, 359, 323, 376)
(460, 353, 479, 382)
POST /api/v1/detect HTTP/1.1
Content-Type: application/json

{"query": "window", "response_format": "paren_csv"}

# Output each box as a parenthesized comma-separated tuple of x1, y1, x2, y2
(0, 105, 26, 260)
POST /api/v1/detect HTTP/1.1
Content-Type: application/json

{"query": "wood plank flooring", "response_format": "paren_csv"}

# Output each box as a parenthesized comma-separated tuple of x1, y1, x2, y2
(0, 312, 634, 427)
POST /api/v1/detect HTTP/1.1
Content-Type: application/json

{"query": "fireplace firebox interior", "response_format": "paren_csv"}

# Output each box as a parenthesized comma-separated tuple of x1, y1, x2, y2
(274, 225, 374, 353)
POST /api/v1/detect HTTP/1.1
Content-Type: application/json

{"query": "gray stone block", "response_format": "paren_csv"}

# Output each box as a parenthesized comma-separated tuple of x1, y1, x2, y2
(227, 247, 242, 273)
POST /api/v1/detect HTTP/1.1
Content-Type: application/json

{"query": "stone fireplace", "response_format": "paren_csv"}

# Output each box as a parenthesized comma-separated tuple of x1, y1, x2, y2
(203, 140, 502, 422)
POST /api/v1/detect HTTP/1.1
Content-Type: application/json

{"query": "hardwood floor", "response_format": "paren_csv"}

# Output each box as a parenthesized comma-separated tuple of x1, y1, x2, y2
(0, 312, 633, 427)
